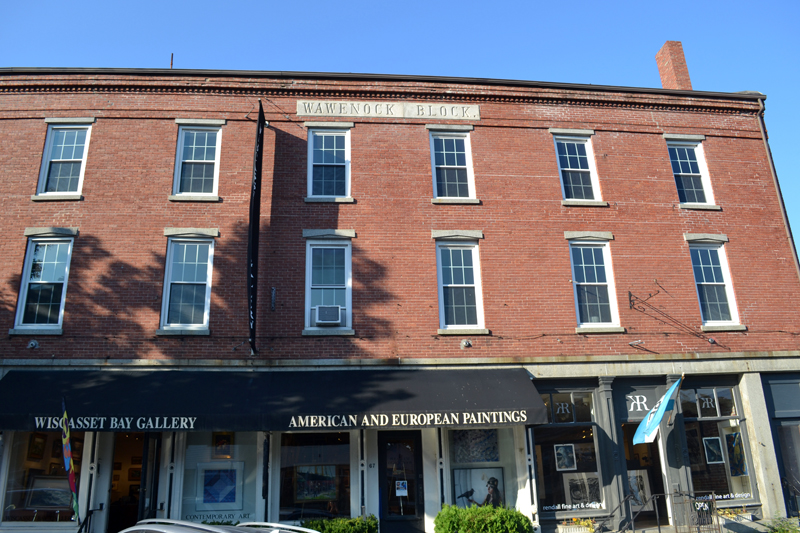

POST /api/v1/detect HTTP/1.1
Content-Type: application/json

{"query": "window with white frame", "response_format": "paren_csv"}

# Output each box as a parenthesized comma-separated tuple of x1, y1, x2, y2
(689, 244, 738, 324)
(307, 128, 351, 198)
(667, 141, 714, 205)
(436, 242, 484, 329)
(429, 132, 476, 199)
(15, 238, 74, 328)
(173, 126, 222, 195)
(553, 134, 600, 201)
(569, 242, 619, 326)
(161, 239, 214, 329)
(305, 240, 352, 330)
(36, 124, 92, 195)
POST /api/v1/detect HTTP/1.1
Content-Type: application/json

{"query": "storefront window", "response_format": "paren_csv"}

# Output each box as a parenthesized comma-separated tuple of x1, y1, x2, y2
(681, 387, 753, 501)
(536, 392, 603, 512)
(449, 428, 519, 509)
(279, 433, 350, 521)
(2, 430, 84, 523)
(181, 432, 258, 523)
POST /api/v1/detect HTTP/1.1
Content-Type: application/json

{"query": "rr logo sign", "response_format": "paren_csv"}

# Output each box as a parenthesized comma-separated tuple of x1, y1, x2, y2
(627, 395, 650, 412)
(556, 403, 571, 415)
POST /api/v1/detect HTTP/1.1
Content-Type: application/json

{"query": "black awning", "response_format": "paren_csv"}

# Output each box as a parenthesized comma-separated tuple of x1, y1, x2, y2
(0, 368, 547, 432)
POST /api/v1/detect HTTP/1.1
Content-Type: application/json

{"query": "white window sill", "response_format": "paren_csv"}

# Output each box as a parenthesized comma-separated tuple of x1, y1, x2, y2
(679, 203, 721, 211)
(562, 199, 609, 207)
(304, 197, 356, 203)
(9, 328, 63, 335)
(437, 328, 490, 335)
(575, 326, 626, 334)
(700, 324, 747, 332)
(168, 195, 220, 202)
(156, 328, 210, 336)
(431, 198, 481, 205)
(31, 194, 83, 202)
(302, 328, 355, 336)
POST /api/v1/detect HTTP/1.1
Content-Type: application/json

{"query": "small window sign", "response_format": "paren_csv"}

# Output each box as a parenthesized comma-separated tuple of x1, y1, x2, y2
(396, 480, 408, 497)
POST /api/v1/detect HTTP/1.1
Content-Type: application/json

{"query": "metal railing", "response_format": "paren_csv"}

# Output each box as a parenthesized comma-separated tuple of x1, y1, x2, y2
(594, 492, 668, 533)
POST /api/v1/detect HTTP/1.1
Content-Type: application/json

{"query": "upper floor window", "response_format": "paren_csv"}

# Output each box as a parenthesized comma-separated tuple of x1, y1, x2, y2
(304, 239, 352, 332)
(173, 125, 222, 196)
(161, 238, 215, 330)
(15, 237, 74, 329)
(551, 129, 601, 202)
(307, 127, 351, 199)
(689, 243, 738, 325)
(665, 136, 714, 206)
(569, 240, 619, 327)
(436, 240, 485, 330)
(36, 122, 93, 197)
(429, 130, 476, 200)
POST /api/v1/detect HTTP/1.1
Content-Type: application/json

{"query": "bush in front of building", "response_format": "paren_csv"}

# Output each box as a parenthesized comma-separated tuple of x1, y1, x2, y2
(765, 516, 800, 533)
(434, 504, 534, 533)
(300, 514, 378, 533)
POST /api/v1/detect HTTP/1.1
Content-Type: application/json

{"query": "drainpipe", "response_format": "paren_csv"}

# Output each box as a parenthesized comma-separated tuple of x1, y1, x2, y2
(757, 98, 800, 282)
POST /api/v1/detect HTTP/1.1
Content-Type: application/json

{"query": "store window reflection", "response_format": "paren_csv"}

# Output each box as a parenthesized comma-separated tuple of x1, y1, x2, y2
(279, 433, 351, 521)
(2, 431, 84, 523)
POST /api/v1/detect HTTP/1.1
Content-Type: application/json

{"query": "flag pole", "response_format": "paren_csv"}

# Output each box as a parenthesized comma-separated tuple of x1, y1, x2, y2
(60, 397, 81, 525)
(666, 372, 685, 426)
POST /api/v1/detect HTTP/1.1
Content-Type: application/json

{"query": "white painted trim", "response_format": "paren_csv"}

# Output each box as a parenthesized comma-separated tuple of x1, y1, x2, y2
(160, 237, 215, 330)
(304, 239, 353, 331)
(15, 237, 74, 330)
(429, 130, 477, 200)
(666, 139, 715, 205)
(569, 240, 621, 328)
(307, 128, 352, 199)
(172, 125, 223, 197)
(36, 123, 93, 197)
(552, 133, 603, 202)
(689, 243, 740, 327)
(436, 240, 485, 331)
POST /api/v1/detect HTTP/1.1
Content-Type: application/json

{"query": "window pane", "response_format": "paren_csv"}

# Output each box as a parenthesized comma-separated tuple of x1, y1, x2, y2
(443, 287, 477, 326)
(168, 283, 206, 324)
(573, 392, 593, 422)
(697, 389, 718, 417)
(279, 433, 351, 520)
(541, 394, 553, 423)
(552, 393, 573, 423)
(687, 421, 751, 500)
(23, 283, 63, 324)
(716, 388, 736, 417)
(680, 390, 698, 418)
(535, 427, 603, 511)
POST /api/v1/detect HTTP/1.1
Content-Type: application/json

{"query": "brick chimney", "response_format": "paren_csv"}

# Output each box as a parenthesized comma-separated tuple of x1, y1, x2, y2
(656, 41, 693, 90)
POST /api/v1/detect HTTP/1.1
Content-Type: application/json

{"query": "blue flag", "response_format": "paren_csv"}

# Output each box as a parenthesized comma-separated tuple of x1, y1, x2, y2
(633, 378, 683, 445)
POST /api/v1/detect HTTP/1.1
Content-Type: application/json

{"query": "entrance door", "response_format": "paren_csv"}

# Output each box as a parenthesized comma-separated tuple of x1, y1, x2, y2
(106, 432, 161, 532)
(620, 423, 668, 527)
(776, 422, 800, 517)
(378, 431, 425, 533)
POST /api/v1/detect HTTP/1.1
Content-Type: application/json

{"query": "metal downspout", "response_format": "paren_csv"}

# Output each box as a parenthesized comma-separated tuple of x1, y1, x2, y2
(757, 98, 800, 281)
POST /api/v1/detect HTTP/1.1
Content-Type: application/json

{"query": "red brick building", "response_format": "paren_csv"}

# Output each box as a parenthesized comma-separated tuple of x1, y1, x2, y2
(1, 41, 799, 533)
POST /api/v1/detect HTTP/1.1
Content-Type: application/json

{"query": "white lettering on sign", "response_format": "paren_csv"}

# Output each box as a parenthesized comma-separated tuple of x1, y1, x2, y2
(627, 395, 650, 412)
(297, 100, 480, 120)
(288, 410, 527, 429)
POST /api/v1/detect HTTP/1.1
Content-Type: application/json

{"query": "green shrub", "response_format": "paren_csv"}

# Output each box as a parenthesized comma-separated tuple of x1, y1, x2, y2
(765, 516, 800, 533)
(434, 504, 534, 533)
(300, 514, 378, 533)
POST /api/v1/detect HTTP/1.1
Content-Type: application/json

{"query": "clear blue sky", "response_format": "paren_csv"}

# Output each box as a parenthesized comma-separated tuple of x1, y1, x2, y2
(3, 0, 799, 239)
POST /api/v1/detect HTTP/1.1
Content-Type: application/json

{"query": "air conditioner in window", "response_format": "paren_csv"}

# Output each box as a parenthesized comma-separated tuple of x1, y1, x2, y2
(315, 306, 341, 326)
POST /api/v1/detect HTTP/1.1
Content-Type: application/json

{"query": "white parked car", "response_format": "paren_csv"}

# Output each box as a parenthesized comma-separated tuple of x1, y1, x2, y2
(118, 519, 320, 533)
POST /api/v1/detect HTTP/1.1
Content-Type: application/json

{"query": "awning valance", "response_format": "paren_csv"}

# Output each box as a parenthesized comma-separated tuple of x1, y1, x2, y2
(0, 368, 547, 432)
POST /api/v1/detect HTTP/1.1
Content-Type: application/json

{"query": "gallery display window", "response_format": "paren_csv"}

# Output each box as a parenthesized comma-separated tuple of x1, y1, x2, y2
(448, 428, 519, 510)
(180, 432, 258, 523)
(1, 430, 85, 523)
(680, 387, 755, 503)
(279, 433, 351, 521)
(535, 391, 605, 513)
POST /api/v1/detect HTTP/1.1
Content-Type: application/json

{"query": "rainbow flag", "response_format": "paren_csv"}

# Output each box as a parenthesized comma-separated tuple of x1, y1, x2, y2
(60, 399, 81, 523)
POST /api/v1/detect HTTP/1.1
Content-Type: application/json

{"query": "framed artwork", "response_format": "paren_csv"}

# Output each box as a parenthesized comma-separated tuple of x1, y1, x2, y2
(52, 439, 63, 459)
(128, 468, 142, 481)
(72, 438, 84, 461)
(49, 462, 66, 475)
(627, 469, 653, 511)
(111, 481, 119, 491)
(295, 465, 337, 502)
(131, 456, 143, 465)
(196, 461, 244, 511)
(563, 472, 602, 508)
(113, 462, 122, 471)
(555, 444, 577, 471)
(25, 476, 71, 509)
(113, 474, 120, 481)
(726, 433, 748, 476)
(212, 432, 235, 459)
(703, 437, 725, 464)
(27, 432, 47, 461)
(452, 430, 499, 463)
(452, 467, 504, 509)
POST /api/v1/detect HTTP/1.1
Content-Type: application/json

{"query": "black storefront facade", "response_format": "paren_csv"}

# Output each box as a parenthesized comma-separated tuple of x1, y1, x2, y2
(0, 365, 786, 533)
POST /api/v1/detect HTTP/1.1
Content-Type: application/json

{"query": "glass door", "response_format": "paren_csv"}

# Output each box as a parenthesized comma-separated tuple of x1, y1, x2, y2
(378, 431, 424, 533)
(777, 422, 800, 517)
